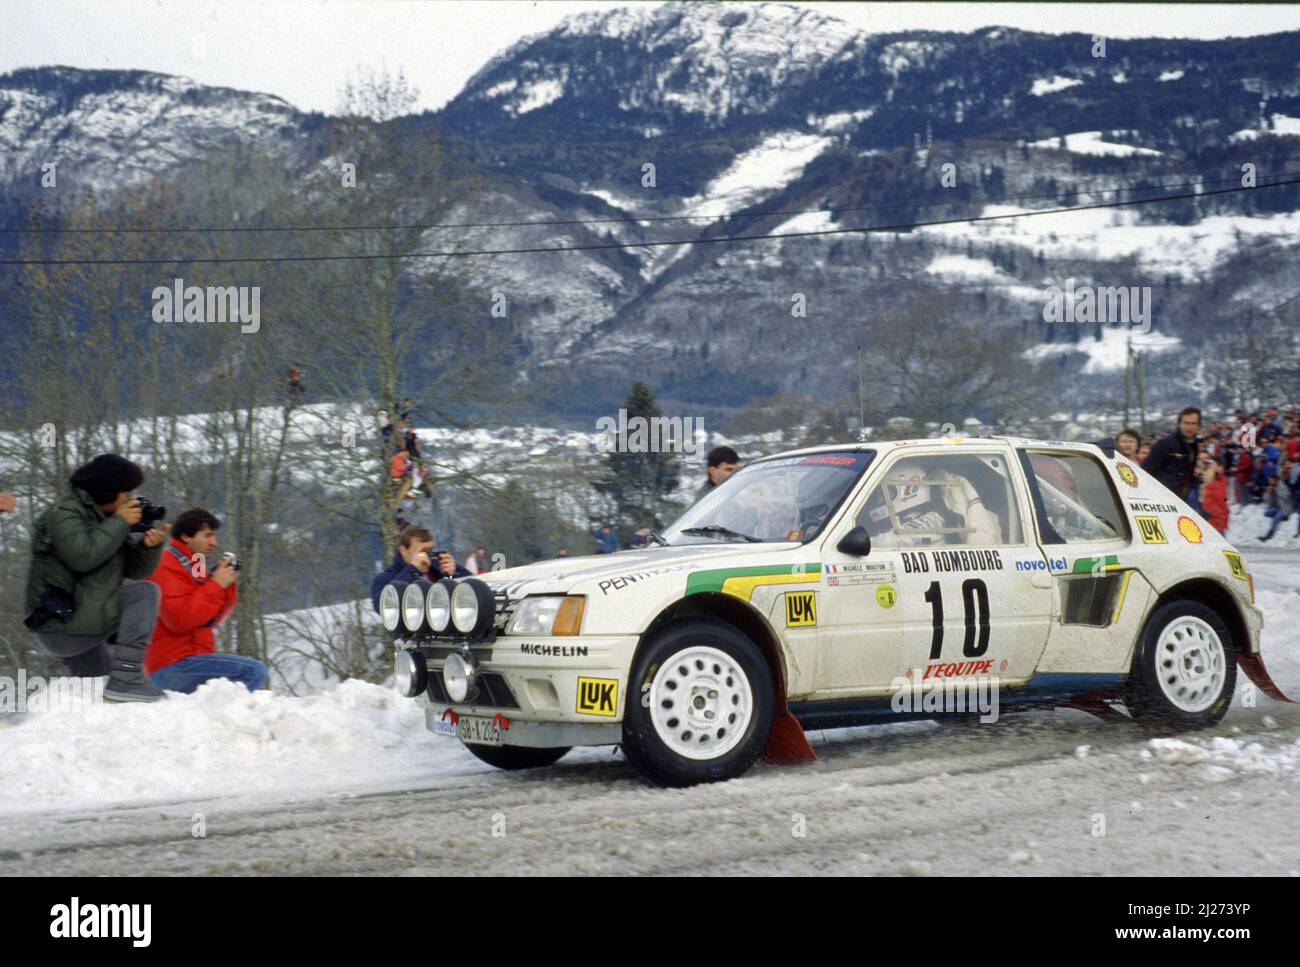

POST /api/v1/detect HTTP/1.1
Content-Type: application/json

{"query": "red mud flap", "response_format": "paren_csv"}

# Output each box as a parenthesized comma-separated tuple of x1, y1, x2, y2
(762, 710, 818, 764)
(1237, 653, 1297, 703)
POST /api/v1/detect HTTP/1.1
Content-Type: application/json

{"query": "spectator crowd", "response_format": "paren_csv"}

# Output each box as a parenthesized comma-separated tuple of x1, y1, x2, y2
(1118, 402, 1300, 539)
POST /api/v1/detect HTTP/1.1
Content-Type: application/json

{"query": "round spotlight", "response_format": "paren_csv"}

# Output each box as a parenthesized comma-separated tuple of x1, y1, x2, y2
(443, 651, 477, 703)
(401, 578, 431, 633)
(451, 579, 496, 637)
(394, 649, 428, 698)
(379, 581, 408, 633)
(425, 578, 454, 634)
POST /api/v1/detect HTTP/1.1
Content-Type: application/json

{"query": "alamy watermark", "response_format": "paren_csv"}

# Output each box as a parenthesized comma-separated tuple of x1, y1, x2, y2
(1042, 278, 1151, 334)
(152, 277, 260, 333)
(890, 674, 1000, 723)
(595, 409, 703, 454)
(0, 671, 104, 713)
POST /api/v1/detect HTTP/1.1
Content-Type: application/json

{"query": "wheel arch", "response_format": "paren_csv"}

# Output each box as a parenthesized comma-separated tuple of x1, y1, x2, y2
(1148, 578, 1251, 654)
(639, 593, 790, 709)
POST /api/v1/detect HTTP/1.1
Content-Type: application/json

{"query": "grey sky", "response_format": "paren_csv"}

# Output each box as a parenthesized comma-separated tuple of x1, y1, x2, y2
(3, 1, 1299, 115)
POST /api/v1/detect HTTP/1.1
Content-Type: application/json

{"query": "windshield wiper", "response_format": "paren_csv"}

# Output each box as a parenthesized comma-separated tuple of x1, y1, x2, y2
(646, 531, 669, 546)
(679, 525, 762, 543)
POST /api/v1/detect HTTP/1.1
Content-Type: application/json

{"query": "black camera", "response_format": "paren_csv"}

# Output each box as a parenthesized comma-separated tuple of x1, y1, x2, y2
(221, 551, 241, 571)
(130, 496, 166, 533)
(24, 585, 75, 629)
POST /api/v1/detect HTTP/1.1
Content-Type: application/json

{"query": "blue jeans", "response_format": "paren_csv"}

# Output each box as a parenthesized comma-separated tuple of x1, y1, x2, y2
(149, 654, 268, 694)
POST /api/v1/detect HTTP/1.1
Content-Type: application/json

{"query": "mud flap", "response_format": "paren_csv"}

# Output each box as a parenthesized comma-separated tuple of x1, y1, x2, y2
(762, 710, 818, 764)
(1237, 652, 1297, 703)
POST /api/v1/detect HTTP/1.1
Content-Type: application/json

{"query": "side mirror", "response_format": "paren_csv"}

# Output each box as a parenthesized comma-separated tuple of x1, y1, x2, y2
(836, 526, 872, 557)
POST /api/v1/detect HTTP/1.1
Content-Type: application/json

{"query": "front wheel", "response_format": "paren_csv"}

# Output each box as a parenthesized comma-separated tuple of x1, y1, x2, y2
(461, 743, 570, 770)
(1126, 600, 1236, 728)
(621, 619, 775, 787)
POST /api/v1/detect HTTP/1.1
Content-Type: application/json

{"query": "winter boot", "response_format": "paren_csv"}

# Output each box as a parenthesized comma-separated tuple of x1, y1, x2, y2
(105, 636, 164, 703)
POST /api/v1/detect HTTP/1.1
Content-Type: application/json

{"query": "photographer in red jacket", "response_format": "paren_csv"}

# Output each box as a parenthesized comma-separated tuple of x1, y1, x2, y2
(144, 508, 267, 694)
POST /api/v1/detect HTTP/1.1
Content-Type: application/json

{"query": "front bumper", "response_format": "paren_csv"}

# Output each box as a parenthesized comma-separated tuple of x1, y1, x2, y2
(406, 634, 639, 742)
(424, 709, 622, 747)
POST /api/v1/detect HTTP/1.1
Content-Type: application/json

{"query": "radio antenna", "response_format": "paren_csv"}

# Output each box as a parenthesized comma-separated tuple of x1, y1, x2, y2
(857, 344, 866, 441)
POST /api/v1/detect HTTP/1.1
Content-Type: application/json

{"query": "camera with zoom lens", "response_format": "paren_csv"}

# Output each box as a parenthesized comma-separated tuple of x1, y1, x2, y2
(130, 496, 166, 533)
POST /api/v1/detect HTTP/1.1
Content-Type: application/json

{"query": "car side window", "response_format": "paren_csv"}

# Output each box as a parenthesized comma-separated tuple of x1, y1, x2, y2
(1020, 451, 1130, 544)
(855, 453, 1023, 548)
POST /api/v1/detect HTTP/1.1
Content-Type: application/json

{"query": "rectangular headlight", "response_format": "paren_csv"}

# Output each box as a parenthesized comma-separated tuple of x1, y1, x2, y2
(509, 596, 564, 635)
(508, 596, 585, 636)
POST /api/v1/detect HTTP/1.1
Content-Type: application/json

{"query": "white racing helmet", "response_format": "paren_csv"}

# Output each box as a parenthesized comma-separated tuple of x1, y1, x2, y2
(879, 459, 933, 517)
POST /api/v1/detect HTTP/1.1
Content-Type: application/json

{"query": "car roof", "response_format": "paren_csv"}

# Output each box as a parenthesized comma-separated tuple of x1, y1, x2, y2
(758, 436, 1108, 462)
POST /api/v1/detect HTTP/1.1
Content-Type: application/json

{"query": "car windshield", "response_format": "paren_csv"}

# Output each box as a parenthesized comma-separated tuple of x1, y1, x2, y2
(662, 450, 875, 545)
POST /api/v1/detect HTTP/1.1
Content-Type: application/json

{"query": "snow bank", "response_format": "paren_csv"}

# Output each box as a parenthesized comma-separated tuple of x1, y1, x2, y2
(0, 679, 467, 816)
(1143, 735, 1300, 782)
(1227, 502, 1300, 550)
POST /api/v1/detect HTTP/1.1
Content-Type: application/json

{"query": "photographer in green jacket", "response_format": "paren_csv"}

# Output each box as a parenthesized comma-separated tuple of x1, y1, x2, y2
(24, 454, 170, 702)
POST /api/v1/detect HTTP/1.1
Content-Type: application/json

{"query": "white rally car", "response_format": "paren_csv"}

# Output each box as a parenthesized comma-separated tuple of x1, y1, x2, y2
(378, 437, 1290, 786)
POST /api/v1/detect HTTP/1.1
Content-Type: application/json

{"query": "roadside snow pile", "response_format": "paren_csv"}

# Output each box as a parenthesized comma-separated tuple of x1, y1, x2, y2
(1142, 736, 1300, 783)
(0, 678, 463, 816)
(1227, 503, 1300, 550)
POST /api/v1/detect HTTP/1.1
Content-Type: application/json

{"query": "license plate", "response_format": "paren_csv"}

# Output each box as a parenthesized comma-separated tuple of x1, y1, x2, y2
(456, 715, 503, 747)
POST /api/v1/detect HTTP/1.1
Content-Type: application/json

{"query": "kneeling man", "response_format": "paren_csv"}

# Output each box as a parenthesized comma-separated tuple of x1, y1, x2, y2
(145, 508, 268, 694)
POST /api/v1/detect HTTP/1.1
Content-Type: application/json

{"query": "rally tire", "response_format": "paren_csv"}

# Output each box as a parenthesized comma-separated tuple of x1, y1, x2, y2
(461, 743, 570, 770)
(621, 619, 775, 787)
(1126, 599, 1236, 729)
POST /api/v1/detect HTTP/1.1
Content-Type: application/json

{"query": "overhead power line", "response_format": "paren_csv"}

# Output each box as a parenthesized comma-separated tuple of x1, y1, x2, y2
(2, 171, 1292, 236)
(2, 177, 1296, 267)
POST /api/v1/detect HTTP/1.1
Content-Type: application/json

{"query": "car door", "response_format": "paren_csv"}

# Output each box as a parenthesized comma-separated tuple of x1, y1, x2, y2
(1016, 447, 1145, 676)
(816, 446, 1053, 696)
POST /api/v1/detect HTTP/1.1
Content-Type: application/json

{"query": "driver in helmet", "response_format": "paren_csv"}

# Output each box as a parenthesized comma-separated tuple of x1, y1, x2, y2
(860, 459, 1001, 547)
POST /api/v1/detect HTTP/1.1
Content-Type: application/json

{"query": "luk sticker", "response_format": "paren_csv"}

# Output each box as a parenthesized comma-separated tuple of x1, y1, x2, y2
(1223, 551, 1247, 580)
(576, 677, 618, 717)
(875, 584, 898, 609)
(784, 590, 817, 627)
(1135, 516, 1167, 544)
(1117, 463, 1139, 487)
(1176, 515, 1203, 544)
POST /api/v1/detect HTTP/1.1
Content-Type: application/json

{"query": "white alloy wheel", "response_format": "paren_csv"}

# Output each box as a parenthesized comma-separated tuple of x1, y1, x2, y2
(1154, 615, 1227, 713)
(648, 645, 753, 760)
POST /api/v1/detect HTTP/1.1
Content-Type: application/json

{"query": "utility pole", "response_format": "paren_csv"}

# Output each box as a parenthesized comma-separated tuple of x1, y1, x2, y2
(1134, 347, 1147, 436)
(1123, 336, 1132, 428)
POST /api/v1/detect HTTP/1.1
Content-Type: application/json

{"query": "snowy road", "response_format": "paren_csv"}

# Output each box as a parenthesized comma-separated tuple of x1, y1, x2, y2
(2, 550, 1297, 876)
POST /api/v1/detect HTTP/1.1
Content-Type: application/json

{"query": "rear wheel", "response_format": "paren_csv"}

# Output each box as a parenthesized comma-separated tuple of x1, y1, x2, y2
(621, 619, 774, 787)
(461, 743, 570, 770)
(1127, 600, 1236, 728)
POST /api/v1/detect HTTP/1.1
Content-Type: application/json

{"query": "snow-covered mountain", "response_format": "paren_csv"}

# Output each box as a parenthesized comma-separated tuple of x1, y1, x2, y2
(3, 2, 1299, 416)
(0, 67, 320, 202)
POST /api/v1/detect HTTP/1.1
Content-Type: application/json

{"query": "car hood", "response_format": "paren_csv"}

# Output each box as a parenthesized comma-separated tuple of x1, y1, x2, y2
(481, 542, 800, 597)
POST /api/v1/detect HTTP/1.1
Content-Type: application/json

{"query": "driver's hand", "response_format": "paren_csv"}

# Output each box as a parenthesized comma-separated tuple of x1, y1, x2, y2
(116, 499, 143, 527)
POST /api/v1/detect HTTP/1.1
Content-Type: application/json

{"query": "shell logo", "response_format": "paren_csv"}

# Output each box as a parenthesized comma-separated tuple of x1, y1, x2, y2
(1117, 464, 1138, 487)
(1176, 515, 1203, 544)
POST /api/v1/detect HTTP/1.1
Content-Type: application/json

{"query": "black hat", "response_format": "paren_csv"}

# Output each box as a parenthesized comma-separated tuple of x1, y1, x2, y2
(69, 454, 145, 505)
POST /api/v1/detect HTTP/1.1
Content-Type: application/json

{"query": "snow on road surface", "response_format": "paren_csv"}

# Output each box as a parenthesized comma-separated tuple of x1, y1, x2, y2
(1, 549, 1297, 875)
